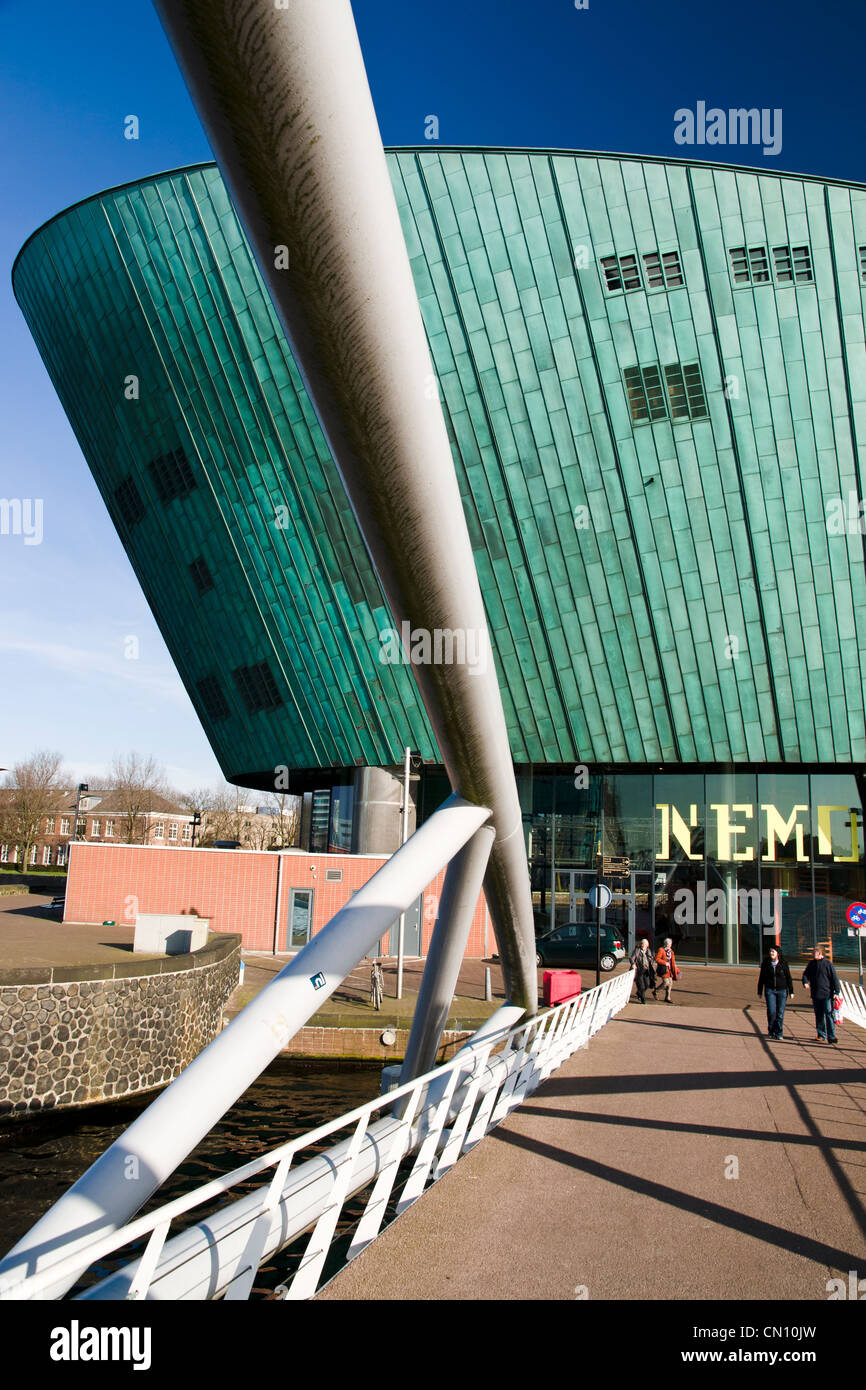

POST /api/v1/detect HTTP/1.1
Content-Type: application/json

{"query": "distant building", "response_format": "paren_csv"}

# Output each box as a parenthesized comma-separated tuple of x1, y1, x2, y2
(0, 788, 194, 867)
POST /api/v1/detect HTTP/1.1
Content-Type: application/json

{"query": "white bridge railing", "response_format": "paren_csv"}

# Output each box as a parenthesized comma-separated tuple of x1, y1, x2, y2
(4, 969, 634, 1302)
(839, 979, 866, 1031)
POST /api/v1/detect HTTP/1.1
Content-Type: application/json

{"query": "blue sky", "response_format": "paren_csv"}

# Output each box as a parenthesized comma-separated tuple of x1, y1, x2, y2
(1, 0, 864, 791)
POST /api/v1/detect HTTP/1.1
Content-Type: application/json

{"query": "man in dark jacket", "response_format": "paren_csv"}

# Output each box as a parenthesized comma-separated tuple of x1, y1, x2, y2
(802, 947, 842, 1044)
(757, 946, 794, 1039)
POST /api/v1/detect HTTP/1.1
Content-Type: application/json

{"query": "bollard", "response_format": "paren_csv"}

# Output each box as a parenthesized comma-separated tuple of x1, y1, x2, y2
(484, 966, 492, 1002)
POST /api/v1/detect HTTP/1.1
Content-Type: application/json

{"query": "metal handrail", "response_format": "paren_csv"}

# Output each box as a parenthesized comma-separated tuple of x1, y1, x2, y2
(2, 970, 634, 1302)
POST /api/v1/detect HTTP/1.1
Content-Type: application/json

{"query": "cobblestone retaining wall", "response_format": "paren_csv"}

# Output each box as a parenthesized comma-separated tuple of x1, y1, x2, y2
(0, 935, 241, 1115)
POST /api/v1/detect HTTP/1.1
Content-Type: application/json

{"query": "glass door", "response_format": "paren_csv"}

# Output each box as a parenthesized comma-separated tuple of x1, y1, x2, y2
(287, 888, 314, 950)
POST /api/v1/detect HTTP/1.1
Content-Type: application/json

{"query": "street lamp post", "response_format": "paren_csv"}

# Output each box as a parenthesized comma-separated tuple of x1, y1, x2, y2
(67, 783, 88, 871)
(190, 812, 202, 848)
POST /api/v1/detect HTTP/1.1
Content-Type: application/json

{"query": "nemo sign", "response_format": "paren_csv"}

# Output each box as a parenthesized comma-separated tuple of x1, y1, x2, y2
(656, 804, 860, 863)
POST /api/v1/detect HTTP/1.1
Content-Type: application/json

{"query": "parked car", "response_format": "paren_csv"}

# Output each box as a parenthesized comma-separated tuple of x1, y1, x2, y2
(534, 921, 626, 972)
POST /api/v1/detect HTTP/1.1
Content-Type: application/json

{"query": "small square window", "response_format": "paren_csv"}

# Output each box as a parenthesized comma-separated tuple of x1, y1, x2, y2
(772, 245, 793, 283)
(189, 556, 215, 596)
(623, 366, 649, 423)
(148, 447, 196, 505)
(197, 674, 231, 722)
(662, 251, 684, 287)
(601, 254, 642, 294)
(643, 251, 664, 289)
(748, 247, 770, 283)
(792, 245, 813, 283)
(683, 363, 709, 419)
(601, 255, 623, 291)
(729, 245, 770, 286)
(859, 246, 866, 284)
(619, 254, 641, 290)
(114, 477, 146, 527)
(663, 364, 690, 420)
(641, 365, 667, 421)
(643, 250, 684, 290)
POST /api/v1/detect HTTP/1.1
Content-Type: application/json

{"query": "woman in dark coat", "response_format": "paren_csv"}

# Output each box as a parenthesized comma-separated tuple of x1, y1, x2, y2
(757, 946, 794, 1040)
(629, 937, 656, 1004)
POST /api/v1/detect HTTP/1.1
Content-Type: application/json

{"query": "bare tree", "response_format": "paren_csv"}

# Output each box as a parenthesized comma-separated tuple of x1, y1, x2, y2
(261, 792, 301, 848)
(109, 752, 168, 844)
(175, 783, 300, 850)
(3, 751, 69, 870)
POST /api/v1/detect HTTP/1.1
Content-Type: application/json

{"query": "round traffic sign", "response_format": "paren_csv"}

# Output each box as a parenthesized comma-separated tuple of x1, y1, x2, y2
(588, 883, 612, 910)
(846, 901, 866, 926)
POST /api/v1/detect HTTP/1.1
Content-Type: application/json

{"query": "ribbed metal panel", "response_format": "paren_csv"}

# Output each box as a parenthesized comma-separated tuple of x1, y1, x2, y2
(14, 151, 866, 777)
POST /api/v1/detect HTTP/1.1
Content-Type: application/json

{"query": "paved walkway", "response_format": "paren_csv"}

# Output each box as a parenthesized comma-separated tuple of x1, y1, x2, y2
(319, 997, 866, 1301)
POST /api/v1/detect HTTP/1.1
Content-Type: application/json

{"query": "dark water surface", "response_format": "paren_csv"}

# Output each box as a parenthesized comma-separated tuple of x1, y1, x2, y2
(0, 1059, 382, 1277)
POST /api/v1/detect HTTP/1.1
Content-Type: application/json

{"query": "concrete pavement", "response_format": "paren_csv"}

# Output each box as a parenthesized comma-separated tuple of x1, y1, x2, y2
(319, 996, 866, 1301)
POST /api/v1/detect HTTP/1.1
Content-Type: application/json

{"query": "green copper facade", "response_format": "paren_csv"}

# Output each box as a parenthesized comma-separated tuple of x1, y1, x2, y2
(14, 151, 866, 783)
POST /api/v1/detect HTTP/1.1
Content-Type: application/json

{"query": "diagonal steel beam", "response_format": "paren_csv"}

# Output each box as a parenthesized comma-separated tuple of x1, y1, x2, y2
(151, 0, 538, 1014)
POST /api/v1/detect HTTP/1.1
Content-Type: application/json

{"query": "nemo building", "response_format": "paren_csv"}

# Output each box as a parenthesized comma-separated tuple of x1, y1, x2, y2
(13, 149, 866, 967)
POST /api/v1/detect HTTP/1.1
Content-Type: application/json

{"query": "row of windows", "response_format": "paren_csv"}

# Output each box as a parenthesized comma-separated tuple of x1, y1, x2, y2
(601, 249, 685, 295)
(2, 844, 66, 865)
(729, 243, 813, 287)
(196, 662, 284, 723)
(41, 818, 191, 841)
(623, 361, 709, 425)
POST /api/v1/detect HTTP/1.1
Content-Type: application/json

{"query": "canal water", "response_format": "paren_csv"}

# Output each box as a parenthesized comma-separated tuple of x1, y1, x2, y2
(0, 1058, 382, 1292)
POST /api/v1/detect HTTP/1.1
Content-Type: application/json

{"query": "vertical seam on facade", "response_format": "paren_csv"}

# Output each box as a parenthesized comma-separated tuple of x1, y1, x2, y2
(412, 151, 569, 763)
(685, 166, 786, 760)
(547, 154, 682, 762)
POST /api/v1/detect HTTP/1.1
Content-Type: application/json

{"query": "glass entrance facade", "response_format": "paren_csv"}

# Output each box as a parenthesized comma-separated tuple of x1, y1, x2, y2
(521, 767, 865, 966)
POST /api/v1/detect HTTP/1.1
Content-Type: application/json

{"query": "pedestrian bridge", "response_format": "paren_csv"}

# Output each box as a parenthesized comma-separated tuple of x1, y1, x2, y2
(322, 982, 866, 1303)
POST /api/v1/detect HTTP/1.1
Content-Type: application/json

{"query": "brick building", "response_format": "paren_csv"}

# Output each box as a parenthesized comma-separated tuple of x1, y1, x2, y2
(62, 841, 492, 957)
(0, 788, 195, 868)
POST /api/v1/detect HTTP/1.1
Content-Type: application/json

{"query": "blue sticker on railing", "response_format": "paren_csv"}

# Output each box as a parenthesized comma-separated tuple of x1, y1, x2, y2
(310, 972, 326, 990)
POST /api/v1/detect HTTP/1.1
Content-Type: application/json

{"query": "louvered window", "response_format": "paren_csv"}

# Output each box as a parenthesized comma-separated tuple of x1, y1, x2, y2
(600, 253, 642, 293)
(148, 447, 196, 504)
(197, 674, 231, 722)
(189, 555, 215, 595)
(114, 477, 146, 527)
(233, 661, 282, 714)
(643, 250, 684, 290)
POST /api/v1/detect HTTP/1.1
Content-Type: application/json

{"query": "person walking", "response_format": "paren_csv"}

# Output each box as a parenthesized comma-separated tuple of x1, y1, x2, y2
(757, 945, 794, 1039)
(630, 937, 656, 1004)
(802, 946, 842, 1044)
(654, 937, 680, 1003)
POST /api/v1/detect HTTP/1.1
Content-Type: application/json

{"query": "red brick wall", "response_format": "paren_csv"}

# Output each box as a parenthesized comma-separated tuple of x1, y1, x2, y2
(65, 844, 492, 957)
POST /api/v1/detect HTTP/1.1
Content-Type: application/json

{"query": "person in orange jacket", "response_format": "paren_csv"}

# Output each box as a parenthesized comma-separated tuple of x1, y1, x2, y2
(654, 937, 681, 1003)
